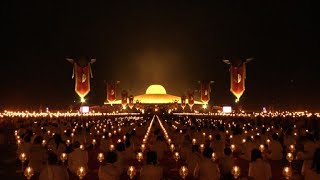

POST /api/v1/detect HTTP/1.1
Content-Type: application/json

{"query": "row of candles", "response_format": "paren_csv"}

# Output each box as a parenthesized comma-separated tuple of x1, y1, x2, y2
(171, 117, 298, 179)
(2, 109, 320, 118)
(174, 110, 319, 118)
(157, 115, 189, 179)
(128, 115, 156, 179)
(1, 110, 141, 118)
(16, 114, 296, 179)
(17, 116, 146, 179)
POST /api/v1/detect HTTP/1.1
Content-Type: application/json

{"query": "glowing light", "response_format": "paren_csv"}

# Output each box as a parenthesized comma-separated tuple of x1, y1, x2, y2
(80, 97, 86, 103)
(202, 104, 208, 109)
(231, 166, 241, 179)
(146, 85, 167, 94)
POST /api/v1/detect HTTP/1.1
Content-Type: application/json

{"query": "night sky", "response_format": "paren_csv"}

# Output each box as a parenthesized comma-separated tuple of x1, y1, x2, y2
(1, 1, 318, 111)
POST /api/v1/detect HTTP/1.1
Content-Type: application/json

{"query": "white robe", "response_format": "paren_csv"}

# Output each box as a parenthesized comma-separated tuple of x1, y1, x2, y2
(39, 165, 69, 180)
(248, 159, 272, 180)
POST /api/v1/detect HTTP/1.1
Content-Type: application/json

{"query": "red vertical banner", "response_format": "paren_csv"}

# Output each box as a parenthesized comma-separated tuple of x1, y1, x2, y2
(188, 90, 194, 108)
(128, 95, 134, 109)
(121, 90, 128, 106)
(74, 63, 91, 100)
(107, 81, 116, 103)
(200, 81, 211, 104)
(230, 64, 246, 101)
(181, 95, 186, 109)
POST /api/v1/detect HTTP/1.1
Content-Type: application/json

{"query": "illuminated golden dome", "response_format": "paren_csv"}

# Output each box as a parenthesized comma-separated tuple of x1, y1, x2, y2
(146, 85, 167, 94)
(105, 84, 203, 104)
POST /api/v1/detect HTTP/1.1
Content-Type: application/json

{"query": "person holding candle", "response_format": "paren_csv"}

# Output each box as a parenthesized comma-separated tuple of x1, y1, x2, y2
(39, 151, 69, 180)
(49, 134, 66, 157)
(195, 147, 220, 180)
(219, 147, 235, 178)
(100, 133, 113, 152)
(302, 148, 320, 180)
(248, 149, 272, 180)
(212, 134, 225, 159)
(240, 136, 256, 161)
(67, 141, 88, 175)
(98, 151, 121, 180)
(186, 145, 202, 178)
(29, 136, 47, 173)
(266, 133, 283, 160)
(17, 135, 32, 157)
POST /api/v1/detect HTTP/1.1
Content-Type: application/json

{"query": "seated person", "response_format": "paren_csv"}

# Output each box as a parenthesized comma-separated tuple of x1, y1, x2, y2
(196, 147, 220, 180)
(302, 148, 320, 180)
(186, 145, 202, 178)
(99, 151, 121, 180)
(39, 151, 69, 180)
(29, 136, 47, 173)
(68, 141, 88, 174)
(219, 147, 235, 177)
(266, 133, 283, 160)
(248, 149, 272, 180)
(140, 151, 163, 180)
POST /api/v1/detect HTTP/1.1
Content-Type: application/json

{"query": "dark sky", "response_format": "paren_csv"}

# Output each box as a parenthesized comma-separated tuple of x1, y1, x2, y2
(1, 1, 319, 111)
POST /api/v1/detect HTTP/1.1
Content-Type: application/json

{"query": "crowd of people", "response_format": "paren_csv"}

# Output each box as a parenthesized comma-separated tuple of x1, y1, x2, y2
(1, 113, 320, 179)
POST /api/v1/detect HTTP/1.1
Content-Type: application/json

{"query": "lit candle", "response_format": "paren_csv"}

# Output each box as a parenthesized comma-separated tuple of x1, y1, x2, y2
(170, 144, 175, 152)
(230, 144, 236, 152)
(97, 153, 104, 163)
(266, 139, 271, 145)
(109, 144, 115, 151)
(200, 144, 205, 152)
(66, 139, 71, 146)
(231, 166, 241, 179)
(242, 139, 246, 143)
(127, 166, 136, 179)
(259, 144, 265, 152)
(80, 144, 85, 150)
(286, 152, 293, 163)
(42, 139, 46, 147)
(211, 152, 216, 161)
(136, 152, 143, 162)
(141, 144, 146, 152)
(92, 139, 96, 146)
(77, 166, 86, 179)
(282, 166, 292, 180)
(24, 166, 34, 180)
(289, 145, 295, 153)
(17, 139, 21, 146)
(192, 138, 196, 145)
(19, 153, 27, 163)
(179, 166, 189, 179)
(174, 152, 180, 162)
(60, 153, 67, 163)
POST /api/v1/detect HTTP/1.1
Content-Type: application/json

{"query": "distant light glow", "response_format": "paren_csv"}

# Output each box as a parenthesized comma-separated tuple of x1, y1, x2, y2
(80, 106, 89, 113)
(223, 106, 232, 113)
(202, 104, 207, 109)
(80, 97, 86, 103)
(146, 85, 167, 94)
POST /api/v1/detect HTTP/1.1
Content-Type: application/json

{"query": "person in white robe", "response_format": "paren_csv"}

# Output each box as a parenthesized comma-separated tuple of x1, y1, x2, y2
(248, 149, 272, 180)
(39, 152, 69, 180)
(98, 151, 121, 180)
(67, 141, 88, 174)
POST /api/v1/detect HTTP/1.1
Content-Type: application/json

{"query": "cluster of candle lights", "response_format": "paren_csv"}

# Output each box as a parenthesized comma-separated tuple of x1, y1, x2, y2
(11, 108, 315, 180)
